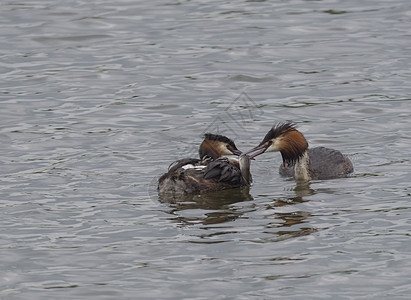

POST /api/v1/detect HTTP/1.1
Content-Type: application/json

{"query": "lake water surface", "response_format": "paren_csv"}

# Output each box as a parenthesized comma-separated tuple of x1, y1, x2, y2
(1, 0, 411, 299)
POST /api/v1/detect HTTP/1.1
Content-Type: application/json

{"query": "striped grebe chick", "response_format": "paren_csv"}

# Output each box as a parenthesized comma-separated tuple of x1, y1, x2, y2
(246, 122, 353, 181)
(158, 133, 252, 194)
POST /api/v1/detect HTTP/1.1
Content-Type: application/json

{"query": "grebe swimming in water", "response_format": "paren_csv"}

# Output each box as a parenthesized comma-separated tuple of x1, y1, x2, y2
(246, 122, 353, 180)
(158, 133, 252, 194)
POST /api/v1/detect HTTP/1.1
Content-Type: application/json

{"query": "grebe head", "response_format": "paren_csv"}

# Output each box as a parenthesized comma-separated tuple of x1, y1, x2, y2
(239, 154, 252, 185)
(245, 122, 308, 165)
(199, 133, 242, 160)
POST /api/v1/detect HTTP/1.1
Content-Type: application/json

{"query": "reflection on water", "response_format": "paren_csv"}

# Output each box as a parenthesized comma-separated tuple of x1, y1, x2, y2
(260, 182, 317, 241)
(159, 187, 253, 225)
(263, 209, 317, 241)
(159, 182, 317, 241)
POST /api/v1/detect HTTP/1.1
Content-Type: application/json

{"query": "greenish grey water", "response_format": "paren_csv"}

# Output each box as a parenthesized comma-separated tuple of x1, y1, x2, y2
(1, 0, 411, 299)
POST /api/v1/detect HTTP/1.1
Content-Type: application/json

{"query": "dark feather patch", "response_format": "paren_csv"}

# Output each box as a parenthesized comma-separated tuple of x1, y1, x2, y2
(203, 157, 242, 186)
(260, 121, 297, 145)
(280, 140, 306, 165)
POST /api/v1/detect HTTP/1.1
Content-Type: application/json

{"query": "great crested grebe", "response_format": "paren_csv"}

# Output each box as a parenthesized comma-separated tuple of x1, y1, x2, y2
(246, 122, 353, 181)
(158, 133, 252, 194)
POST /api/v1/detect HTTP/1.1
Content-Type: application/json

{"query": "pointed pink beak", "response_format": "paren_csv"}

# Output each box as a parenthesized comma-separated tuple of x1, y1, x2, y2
(244, 143, 270, 159)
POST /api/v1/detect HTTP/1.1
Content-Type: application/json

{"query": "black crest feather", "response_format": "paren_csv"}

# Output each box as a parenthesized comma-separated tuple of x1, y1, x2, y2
(260, 121, 297, 145)
(203, 133, 238, 150)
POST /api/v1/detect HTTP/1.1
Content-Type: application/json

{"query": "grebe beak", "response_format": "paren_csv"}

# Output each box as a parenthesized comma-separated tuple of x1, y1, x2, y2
(232, 149, 256, 160)
(244, 143, 270, 159)
(231, 149, 243, 156)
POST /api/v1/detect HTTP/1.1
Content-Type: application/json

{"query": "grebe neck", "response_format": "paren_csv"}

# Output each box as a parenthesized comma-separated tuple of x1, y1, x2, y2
(294, 150, 312, 181)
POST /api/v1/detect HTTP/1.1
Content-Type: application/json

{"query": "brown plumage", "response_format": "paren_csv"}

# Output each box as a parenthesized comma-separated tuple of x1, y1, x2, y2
(199, 133, 240, 160)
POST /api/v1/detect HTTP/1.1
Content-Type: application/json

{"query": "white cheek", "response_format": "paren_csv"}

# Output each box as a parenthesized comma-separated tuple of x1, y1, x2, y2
(267, 140, 281, 152)
(219, 144, 231, 155)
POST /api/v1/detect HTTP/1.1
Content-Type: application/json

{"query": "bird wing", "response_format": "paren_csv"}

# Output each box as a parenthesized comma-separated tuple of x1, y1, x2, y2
(203, 158, 242, 185)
